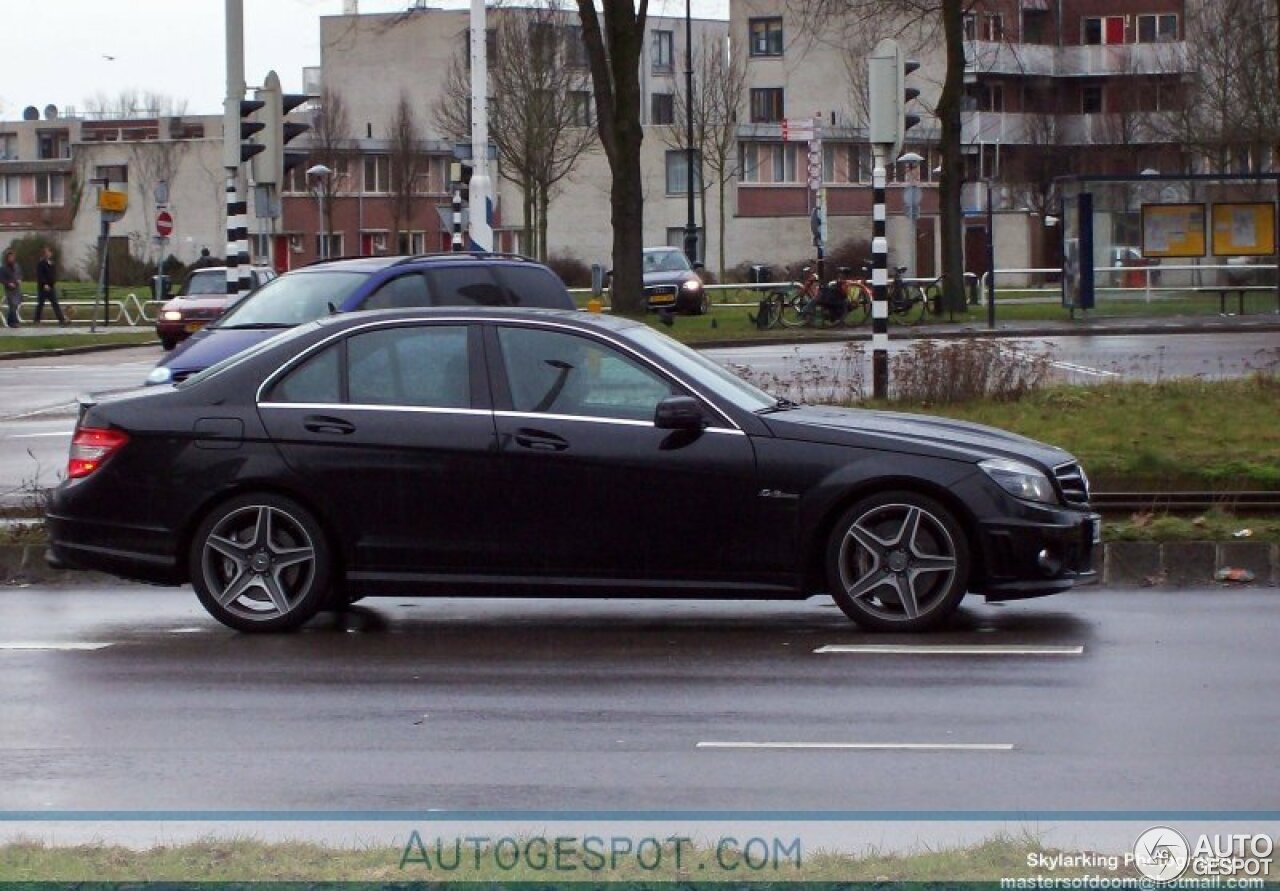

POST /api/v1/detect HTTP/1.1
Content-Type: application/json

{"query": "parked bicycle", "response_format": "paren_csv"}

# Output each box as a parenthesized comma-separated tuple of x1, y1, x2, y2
(775, 265, 872, 329)
(886, 265, 928, 326)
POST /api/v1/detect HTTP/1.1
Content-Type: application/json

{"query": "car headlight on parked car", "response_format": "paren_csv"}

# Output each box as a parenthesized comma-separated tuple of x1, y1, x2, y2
(681, 279, 702, 292)
(146, 366, 174, 386)
(979, 458, 1057, 505)
(161, 310, 183, 322)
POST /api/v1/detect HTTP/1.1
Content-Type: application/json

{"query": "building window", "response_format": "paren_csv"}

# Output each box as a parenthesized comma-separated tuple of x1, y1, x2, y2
(316, 233, 344, 258)
(666, 227, 704, 262)
(398, 231, 428, 254)
(415, 156, 448, 195)
(1022, 10, 1047, 43)
(963, 13, 977, 40)
(1136, 14, 1177, 43)
(1083, 16, 1125, 45)
(95, 164, 128, 185)
(749, 87, 784, 123)
(651, 30, 674, 72)
(0, 133, 15, 160)
(250, 234, 273, 263)
(0, 175, 18, 205)
(651, 93, 675, 125)
(569, 91, 593, 127)
(967, 83, 1005, 112)
(749, 18, 783, 56)
(562, 25, 588, 67)
(363, 155, 390, 193)
(823, 143, 872, 184)
(1082, 85, 1104, 114)
(465, 29, 499, 71)
(978, 14, 1003, 41)
(739, 142, 800, 184)
(34, 173, 66, 205)
(665, 150, 702, 195)
(37, 130, 70, 160)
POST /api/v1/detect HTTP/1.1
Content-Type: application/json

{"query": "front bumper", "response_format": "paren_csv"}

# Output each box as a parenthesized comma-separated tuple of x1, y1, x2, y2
(974, 510, 1100, 600)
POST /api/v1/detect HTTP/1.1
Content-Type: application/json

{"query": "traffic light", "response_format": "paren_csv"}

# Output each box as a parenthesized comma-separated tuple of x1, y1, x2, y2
(252, 70, 311, 187)
(236, 97, 266, 164)
(868, 38, 921, 158)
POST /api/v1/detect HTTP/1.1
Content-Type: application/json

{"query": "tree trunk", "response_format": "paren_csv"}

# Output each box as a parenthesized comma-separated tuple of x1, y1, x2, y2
(538, 182, 550, 262)
(522, 178, 535, 258)
(717, 175, 727, 282)
(937, 0, 968, 312)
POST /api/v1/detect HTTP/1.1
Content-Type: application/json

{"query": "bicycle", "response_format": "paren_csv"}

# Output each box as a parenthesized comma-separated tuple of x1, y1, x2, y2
(776, 266, 872, 329)
(886, 265, 928, 326)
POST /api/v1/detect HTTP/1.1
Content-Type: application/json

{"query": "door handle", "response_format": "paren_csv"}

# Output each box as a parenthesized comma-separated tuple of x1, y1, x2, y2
(514, 428, 569, 452)
(303, 415, 356, 435)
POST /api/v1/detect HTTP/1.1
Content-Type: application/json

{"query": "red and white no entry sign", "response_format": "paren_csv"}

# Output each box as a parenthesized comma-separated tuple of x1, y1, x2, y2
(155, 210, 174, 237)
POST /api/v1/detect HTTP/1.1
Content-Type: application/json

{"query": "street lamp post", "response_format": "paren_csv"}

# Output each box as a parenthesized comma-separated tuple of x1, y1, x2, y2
(682, 0, 698, 265)
(307, 164, 332, 260)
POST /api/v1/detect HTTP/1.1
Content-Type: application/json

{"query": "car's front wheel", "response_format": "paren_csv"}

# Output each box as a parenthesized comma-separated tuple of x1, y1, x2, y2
(826, 491, 969, 631)
(189, 493, 332, 632)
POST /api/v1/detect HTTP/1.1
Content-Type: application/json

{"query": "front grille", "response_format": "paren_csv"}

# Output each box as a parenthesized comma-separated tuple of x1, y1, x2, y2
(1054, 462, 1090, 506)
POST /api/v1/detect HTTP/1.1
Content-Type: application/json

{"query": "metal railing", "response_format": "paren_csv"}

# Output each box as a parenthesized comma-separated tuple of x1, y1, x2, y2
(11, 292, 162, 327)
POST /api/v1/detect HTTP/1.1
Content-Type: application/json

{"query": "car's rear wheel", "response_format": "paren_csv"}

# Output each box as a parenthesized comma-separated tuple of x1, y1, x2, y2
(190, 493, 331, 632)
(826, 491, 969, 632)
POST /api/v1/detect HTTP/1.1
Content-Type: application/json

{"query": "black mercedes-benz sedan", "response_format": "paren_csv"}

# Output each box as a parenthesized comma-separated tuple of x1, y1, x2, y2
(47, 308, 1098, 633)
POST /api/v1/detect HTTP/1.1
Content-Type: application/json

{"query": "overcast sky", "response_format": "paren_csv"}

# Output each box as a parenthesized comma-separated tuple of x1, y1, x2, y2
(2, 0, 727, 121)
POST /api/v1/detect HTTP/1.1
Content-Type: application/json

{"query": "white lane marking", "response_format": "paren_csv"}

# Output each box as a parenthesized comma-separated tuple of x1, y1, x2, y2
(1051, 360, 1120, 378)
(169, 628, 207, 634)
(0, 642, 113, 651)
(814, 644, 1084, 656)
(697, 741, 1014, 751)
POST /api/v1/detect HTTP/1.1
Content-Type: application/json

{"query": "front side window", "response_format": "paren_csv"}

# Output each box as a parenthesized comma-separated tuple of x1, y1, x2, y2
(749, 18, 783, 56)
(216, 270, 367, 327)
(750, 87, 784, 123)
(498, 326, 675, 422)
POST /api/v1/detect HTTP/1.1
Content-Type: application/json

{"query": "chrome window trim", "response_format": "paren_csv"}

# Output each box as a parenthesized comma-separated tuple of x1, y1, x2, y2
(260, 402, 493, 418)
(495, 409, 745, 435)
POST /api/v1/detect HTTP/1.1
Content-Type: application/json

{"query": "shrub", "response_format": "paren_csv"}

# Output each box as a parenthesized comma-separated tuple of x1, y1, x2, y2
(4, 233, 60, 279)
(545, 253, 593, 288)
(890, 339, 1056, 405)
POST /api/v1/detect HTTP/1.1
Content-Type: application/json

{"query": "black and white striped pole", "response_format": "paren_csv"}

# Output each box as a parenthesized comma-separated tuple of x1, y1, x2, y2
(868, 38, 920, 400)
(222, 0, 263, 297)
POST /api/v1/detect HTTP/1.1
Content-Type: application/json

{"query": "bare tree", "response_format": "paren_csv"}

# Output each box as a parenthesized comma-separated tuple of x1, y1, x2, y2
(664, 35, 747, 281)
(128, 138, 192, 261)
(577, 0, 648, 313)
(434, 5, 598, 260)
(307, 86, 352, 248)
(82, 90, 188, 119)
(387, 92, 426, 252)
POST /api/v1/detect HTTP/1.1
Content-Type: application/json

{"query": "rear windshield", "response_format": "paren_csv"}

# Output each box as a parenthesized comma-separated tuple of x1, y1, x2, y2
(183, 272, 225, 297)
(214, 271, 368, 328)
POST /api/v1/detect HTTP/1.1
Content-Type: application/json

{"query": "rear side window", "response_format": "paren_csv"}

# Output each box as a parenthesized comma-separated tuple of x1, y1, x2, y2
(495, 266, 575, 309)
(361, 272, 432, 310)
(425, 266, 509, 307)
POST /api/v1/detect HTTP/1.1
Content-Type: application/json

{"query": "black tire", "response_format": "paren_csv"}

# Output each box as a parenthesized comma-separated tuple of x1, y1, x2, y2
(189, 493, 332, 632)
(777, 292, 811, 328)
(695, 291, 710, 315)
(161, 337, 177, 351)
(825, 491, 970, 632)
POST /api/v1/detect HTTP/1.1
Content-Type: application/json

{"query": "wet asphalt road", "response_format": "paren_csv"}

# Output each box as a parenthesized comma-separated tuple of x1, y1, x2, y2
(1, 586, 1276, 813)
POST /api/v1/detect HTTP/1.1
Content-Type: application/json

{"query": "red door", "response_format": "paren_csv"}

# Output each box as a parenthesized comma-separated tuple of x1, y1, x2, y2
(272, 235, 290, 274)
(1104, 16, 1125, 44)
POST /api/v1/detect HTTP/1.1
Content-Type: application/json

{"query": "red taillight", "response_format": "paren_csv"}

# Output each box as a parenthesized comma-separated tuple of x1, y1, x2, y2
(67, 427, 130, 479)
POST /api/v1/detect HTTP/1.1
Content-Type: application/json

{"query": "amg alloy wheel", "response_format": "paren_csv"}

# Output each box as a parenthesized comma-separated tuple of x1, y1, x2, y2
(190, 494, 331, 632)
(826, 491, 969, 631)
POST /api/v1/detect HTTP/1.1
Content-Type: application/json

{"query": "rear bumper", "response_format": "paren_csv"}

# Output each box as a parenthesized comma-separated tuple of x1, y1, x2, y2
(45, 511, 183, 586)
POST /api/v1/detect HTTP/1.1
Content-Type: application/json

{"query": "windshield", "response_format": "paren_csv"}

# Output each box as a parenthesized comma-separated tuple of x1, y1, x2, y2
(619, 324, 776, 413)
(643, 249, 693, 274)
(213, 271, 367, 328)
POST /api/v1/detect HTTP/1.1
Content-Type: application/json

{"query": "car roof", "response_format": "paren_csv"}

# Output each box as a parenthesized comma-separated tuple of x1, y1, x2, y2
(311, 305, 642, 335)
(295, 252, 550, 274)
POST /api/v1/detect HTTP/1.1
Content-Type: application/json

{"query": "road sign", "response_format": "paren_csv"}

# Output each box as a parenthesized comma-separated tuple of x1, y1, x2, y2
(156, 210, 174, 238)
(782, 118, 814, 142)
(98, 189, 128, 214)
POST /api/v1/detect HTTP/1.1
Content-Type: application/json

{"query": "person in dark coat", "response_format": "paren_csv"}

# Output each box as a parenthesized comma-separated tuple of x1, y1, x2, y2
(190, 248, 218, 270)
(0, 250, 21, 328)
(35, 246, 68, 325)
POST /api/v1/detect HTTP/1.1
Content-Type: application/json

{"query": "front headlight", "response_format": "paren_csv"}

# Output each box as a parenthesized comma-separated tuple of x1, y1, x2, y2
(681, 278, 702, 291)
(146, 366, 174, 386)
(161, 310, 183, 322)
(979, 458, 1057, 505)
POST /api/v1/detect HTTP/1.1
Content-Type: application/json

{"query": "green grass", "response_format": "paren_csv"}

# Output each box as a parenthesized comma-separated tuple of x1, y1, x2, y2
(1104, 510, 1280, 541)
(0, 832, 1146, 883)
(0, 330, 157, 354)
(899, 376, 1280, 491)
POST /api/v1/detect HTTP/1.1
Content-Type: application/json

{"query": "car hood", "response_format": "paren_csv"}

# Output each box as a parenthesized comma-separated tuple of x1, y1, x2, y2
(162, 295, 232, 312)
(761, 404, 1074, 470)
(159, 326, 281, 374)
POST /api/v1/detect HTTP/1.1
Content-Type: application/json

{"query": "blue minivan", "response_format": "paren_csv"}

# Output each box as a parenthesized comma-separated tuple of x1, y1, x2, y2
(147, 253, 576, 385)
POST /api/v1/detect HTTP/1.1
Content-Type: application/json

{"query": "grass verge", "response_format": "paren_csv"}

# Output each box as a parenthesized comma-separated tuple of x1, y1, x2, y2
(0, 330, 157, 354)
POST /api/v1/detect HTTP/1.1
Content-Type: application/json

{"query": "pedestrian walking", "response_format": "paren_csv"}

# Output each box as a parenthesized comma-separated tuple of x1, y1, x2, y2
(0, 250, 22, 328)
(190, 247, 217, 270)
(35, 246, 68, 326)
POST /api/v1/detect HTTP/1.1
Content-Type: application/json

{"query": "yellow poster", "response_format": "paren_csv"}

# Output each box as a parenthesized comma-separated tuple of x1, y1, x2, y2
(1211, 202, 1276, 256)
(1141, 204, 1205, 258)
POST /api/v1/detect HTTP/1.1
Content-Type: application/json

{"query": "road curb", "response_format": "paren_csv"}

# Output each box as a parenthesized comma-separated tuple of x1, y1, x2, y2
(3, 541, 1276, 589)
(0, 339, 159, 361)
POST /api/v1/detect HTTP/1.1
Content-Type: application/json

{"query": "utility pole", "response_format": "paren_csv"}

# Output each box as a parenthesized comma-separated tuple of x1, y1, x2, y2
(683, 0, 698, 264)
(468, 0, 493, 251)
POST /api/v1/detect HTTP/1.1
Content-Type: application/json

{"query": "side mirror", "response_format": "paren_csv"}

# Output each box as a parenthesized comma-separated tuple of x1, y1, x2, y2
(654, 395, 706, 431)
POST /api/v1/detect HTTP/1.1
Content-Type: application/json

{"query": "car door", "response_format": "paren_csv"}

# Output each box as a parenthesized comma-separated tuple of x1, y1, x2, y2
(487, 321, 760, 584)
(257, 320, 501, 576)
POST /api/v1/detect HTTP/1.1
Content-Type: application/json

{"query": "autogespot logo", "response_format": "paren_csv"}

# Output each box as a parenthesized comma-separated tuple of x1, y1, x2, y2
(1134, 826, 1191, 882)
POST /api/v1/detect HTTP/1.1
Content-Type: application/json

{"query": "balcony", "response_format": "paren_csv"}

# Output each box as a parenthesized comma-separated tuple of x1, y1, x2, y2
(0, 157, 74, 176)
(966, 40, 1191, 78)
(962, 111, 1183, 146)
